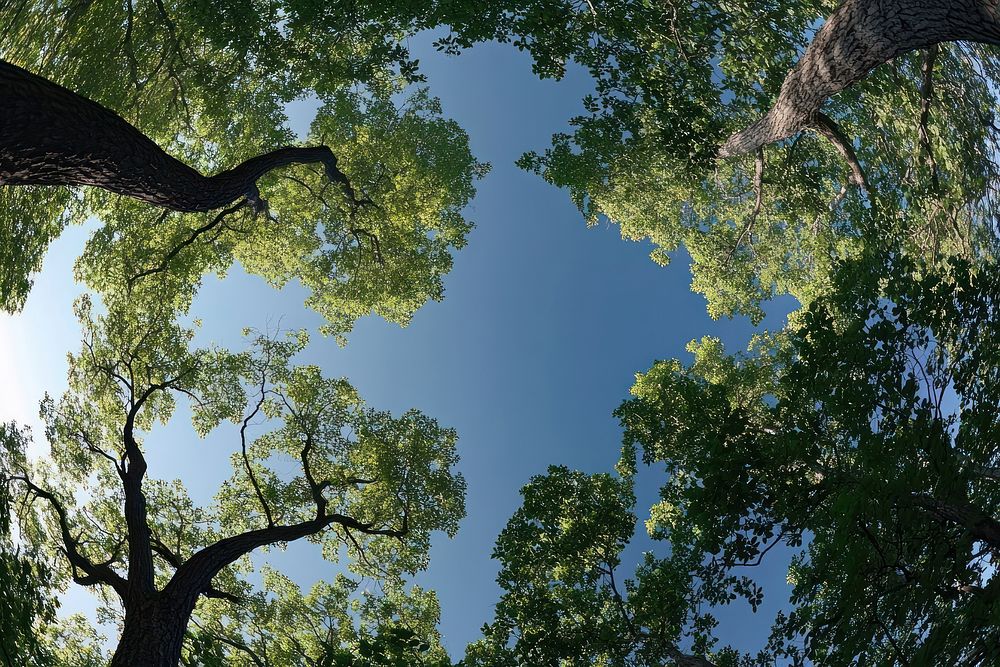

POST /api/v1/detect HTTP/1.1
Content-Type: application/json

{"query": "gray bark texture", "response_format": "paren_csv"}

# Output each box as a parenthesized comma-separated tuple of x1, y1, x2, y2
(0, 59, 353, 212)
(718, 0, 1000, 158)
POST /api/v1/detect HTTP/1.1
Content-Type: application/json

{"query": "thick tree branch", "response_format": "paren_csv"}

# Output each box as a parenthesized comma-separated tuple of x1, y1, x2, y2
(10, 475, 128, 598)
(300, 432, 328, 519)
(1, 59, 362, 212)
(976, 465, 1000, 481)
(279, 393, 341, 521)
(164, 512, 407, 611)
(718, 0, 1000, 159)
(911, 493, 1000, 549)
(809, 112, 869, 190)
(116, 370, 197, 597)
(119, 379, 178, 597)
(149, 536, 240, 604)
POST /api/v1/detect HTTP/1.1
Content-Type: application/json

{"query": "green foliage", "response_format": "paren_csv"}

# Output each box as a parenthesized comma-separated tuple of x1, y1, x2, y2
(1, 3, 487, 343)
(241, 87, 487, 340)
(467, 467, 663, 667)
(0, 426, 57, 667)
(613, 253, 1000, 664)
(189, 569, 455, 666)
(7, 3, 1000, 665)
(433, 0, 1000, 321)
(7, 291, 465, 662)
(10, 0, 998, 328)
(41, 616, 107, 667)
(0, 4, 484, 657)
(467, 248, 1000, 665)
(468, 463, 771, 667)
(0, 188, 73, 312)
(71, 80, 485, 341)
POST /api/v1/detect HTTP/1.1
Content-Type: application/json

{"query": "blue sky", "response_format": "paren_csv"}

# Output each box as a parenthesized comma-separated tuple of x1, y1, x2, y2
(0, 33, 796, 659)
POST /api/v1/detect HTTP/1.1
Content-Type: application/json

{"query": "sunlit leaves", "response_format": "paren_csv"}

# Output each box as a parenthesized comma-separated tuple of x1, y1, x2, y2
(0, 425, 58, 667)
(497, 1, 1000, 322)
(466, 467, 644, 666)
(236, 87, 488, 341)
(1, 2, 486, 344)
(10, 292, 465, 659)
(0, 187, 73, 312)
(190, 568, 453, 666)
(211, 334, 466, 578)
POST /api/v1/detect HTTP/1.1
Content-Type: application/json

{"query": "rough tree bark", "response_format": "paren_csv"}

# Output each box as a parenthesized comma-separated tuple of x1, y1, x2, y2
(0, 59, 355, 212)
(106, 512, 405, 667)
(719, 0, 1000, 159)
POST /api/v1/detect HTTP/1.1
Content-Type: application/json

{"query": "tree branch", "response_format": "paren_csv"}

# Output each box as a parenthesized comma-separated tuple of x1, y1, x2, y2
(725, 148, 764, 265)
(918, 45, 940, 190)
(809, 112, 868, 190)
(666, 646, 719, 667)
(9, 475, 128, 598)
(190, 619, 267, 667)
(717, 0, 1000, 159)
(975, 465, 1000, 481)
(149, 536, 241, 604)
(127, 201, 247, 288)
(240, 359, 276, 528)
(164, 512, 407, 609)
(120, 375, 194, 596)
(2, 58, 368, 213)
(911, 493, 1000, 549)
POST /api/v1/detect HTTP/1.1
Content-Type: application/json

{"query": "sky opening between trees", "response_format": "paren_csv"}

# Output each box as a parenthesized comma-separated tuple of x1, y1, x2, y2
(2, 1, 1000, 665)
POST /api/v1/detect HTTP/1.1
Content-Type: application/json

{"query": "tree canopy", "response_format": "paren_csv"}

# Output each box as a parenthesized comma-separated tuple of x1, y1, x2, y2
(602, 252, 1000, 665)
(463, 251, 1000, 666)
(4, 0, 1000, 665)
(5, 0, 1000, 322)
(3, 288, 465, 665)
(1, 1, 487, 342)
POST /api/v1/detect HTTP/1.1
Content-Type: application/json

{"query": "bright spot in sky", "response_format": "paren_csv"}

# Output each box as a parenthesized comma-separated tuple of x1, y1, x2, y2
(0, 316, 35, 427)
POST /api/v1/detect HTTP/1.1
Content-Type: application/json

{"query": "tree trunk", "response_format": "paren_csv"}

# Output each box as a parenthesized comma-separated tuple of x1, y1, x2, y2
(911, 494, 1000, 549)
(718, 0, 1000, 158)
(0, 59, 348, 212)
(109, 592, 199, 667)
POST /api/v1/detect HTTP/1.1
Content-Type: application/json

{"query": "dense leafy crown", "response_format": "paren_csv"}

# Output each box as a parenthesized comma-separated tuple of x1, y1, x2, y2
(613, 254, 1000, 664)
(1, 287, 465, 662)
(1, 0, 488, 342)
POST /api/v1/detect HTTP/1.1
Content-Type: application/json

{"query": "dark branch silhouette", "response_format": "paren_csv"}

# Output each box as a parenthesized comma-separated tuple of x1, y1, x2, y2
(0, 59, 357, 213)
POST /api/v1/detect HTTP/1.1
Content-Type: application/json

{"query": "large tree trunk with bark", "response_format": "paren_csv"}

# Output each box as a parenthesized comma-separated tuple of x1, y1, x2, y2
(0, 59, 352, 212)
(109, 592, 199, 667)
(107, 514, 383, 665)
(719, 0, 1000, 158)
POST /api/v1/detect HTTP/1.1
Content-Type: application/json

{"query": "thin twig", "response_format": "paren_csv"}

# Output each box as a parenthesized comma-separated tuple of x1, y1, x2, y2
(726, 148, 765, 265)
(128, 201, 247, 288)
(810, 111, 869, 191)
